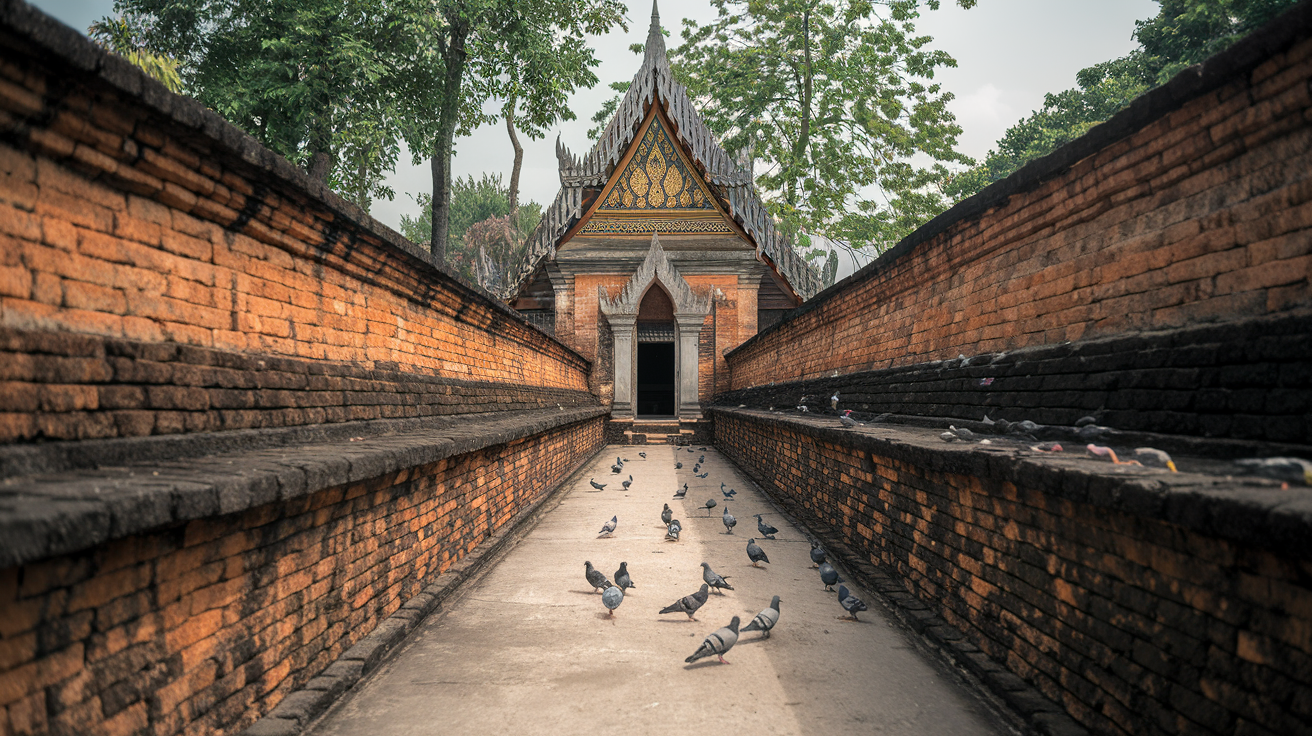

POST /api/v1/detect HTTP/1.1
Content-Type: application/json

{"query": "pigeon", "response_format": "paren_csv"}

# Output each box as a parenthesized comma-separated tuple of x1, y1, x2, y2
(687, 448, 694, 453)
(614, 561, 635, 592)
(1234, 457, 1312, 486)
(746, 538, 770, 567)
(742, 596, 780, 638)
(798, 405, 809, 413)
(601, 585, 623, 616)
(693, 464, 701, 473)
(598, 515, 617, 536)
(831, 392, 840, 410)
(695, 472, 708, 479)
(675, 462, 683, 469)
(665, 520, 682, 541)
(621, 475, 633, 490)
(661, 503, 673, 525)
(819, 562, 843, 591)
(754, 514, 779, 539)
(584, 561, 611, 592)
(1010, 420, 1041, 435)
(837, 585, 868, 621)
(701, 562, 734, 593)
(699, 447, 707, 451)
(698, 455, 706, 464)
(949, 425, 976, 441)
(1074, 416, 1099, 427)
(1077, 424, 1110, 443)
(589, 479, 607, 490)
(611, 457, 623, 474)
(940, 432, 959, 442)
(720, 483, 736, 500)
(722, 507, 736, 534)
(685, 616, 740, 664)
(673, 483, 688, 499)
(704, 498, 717, 515)
(638, 452, 647, 459)
(840, 410, 859, 428)
(809, 542, 827, 567)
(659, 583, 709, 620)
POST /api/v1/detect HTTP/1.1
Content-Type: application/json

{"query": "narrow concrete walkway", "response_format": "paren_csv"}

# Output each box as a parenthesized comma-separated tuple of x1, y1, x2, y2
(308, 445, 1009, 736)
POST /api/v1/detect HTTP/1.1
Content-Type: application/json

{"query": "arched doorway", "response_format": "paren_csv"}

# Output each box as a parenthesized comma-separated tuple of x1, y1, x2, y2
(635, 285, 676, 417)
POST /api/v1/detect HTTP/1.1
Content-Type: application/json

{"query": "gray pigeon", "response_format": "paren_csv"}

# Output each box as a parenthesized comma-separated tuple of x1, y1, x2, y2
(614, 561, 635, 592)
(742, 596, 780, 638)
(819, 562, 843, 591)
(809, 542, 827, 567)
(612, 457, 623, 473)
(659, 583, 708, 620)
(687, 448, 694, 453)
(638, 452, 647, 459)
(675, 462, 683, 469)
(720, 483, 736, 500)
(695, 472, 708, 479)
(754, 514, 779, 539)
(584, 561, 611, 592)
(704, 498, 717, 515)
(665, 519, 682, 541)
(621, 475, 633, 490)
(837, 585, 868, 620)
(701, 562, 734, 593)
(840, 410, 859, 428)
(685, 617, 741, 664)
(661, 503, 673, 525)
(589, 479, 607, 490)
(746, 538, 769, 567)
(722, 507, 737, 534)
(598, 516, 617, 536)
(673, 483, 688, 499)
(693, 464, 701, 473)
(698, 455, 705, 464)
(602, 585, 623, 616)
(949, 425, 976, 441)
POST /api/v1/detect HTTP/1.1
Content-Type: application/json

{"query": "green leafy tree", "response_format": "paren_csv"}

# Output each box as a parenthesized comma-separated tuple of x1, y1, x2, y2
(674, 0, 975, 261)
(400, 174, 541, 286)
(947, 0, 1300, 200)
(88, 16, 183, 93)
(396, 0, 626, 263)
(106, 0, 408, 208)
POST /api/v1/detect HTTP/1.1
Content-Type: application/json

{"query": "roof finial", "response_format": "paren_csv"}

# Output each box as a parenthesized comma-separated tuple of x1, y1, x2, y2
(646, 0, 665, 58)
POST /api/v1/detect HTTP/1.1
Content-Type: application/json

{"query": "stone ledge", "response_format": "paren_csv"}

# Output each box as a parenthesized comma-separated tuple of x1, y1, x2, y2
(0, 406, 608, 568)
(239, 441, 602, 736)
(708, 408, 1312, 562)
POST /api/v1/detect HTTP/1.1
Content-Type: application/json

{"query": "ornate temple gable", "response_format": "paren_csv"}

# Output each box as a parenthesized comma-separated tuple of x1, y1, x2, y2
(505, 0, 821, 301)
(599, 233, 712, 318)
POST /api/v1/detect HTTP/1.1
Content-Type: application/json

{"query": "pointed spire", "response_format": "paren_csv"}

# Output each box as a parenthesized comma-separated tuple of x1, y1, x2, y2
(645, 0, 666, 62)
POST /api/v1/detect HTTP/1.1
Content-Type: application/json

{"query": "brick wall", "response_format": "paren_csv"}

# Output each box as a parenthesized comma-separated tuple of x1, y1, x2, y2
(0, 1, 592, 446)
(725, 13, 1312, 403)
(713, 409, 1311, 736)
(0, 415, 603, 736)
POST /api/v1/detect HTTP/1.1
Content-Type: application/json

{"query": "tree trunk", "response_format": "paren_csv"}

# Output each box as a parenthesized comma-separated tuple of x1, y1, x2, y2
(430, 23, 470, 263)
(506, 110, 523, 218)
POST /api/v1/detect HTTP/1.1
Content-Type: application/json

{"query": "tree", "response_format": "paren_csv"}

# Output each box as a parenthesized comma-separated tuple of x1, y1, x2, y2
(674, 0, 975, 262)
(946, 0, 1300, 201)
(87, 16, 183, 93)
(396, 0, 626, 263)
(400, 174, 541, 287)
(106, 0, 408, 208)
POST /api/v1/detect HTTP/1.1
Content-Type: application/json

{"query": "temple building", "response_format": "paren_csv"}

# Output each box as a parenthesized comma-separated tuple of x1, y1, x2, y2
(506, 2, 820, 442)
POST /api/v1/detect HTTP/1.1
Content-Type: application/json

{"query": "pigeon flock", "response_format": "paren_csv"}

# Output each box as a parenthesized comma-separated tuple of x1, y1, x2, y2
(580, 446, 869, 666)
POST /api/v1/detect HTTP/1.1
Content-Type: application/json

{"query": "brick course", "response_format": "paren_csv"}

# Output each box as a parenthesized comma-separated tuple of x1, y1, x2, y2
(0, 415, 603, 736)
(713, 409, 1311, 736)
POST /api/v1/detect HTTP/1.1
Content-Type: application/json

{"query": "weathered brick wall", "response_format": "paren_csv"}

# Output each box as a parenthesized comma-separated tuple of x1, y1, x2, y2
(0, 1, 592, 445)
(714, 409, 1311, 736)
(725, 12, 1312, 408)
(0, 415, 603, 736)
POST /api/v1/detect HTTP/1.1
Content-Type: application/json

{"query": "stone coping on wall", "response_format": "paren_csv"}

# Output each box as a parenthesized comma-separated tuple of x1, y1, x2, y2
(707, 408, 1312, 563)
(0, 406, 609, 568)
(0, 0, 588, 366)
(727, 0, 1312, 359)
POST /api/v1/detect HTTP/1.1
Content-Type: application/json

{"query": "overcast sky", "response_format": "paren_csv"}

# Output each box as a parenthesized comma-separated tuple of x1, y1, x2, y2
(33, 0, 1157, 273)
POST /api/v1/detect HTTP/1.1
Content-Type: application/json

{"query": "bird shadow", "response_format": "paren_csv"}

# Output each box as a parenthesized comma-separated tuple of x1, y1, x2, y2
(572, 590, 602, 596)
(656, 618, 696, 624)
(595, 612, 617, 621)
(682, 660, 729, 670)
(836, 616, 869, 623)
(743, 565, 769, 571)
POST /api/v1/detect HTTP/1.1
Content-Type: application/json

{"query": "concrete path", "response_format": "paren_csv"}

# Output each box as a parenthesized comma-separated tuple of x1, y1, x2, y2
(308, 445, 1009, 736)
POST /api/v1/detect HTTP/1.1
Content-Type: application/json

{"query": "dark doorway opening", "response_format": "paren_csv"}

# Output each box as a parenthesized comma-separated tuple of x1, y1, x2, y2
(637, 342, 675, 417)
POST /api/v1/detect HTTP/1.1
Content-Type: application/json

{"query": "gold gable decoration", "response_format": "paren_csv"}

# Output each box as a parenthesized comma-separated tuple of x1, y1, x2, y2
(599, 117, 715, 211)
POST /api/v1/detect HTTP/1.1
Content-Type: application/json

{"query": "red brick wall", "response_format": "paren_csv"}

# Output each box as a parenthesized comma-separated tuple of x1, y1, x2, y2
(726, 32, 1312, 391)
(714, 409, 1311, 736)
(0, 416, 603, 736)
(0, 14, 591, 445)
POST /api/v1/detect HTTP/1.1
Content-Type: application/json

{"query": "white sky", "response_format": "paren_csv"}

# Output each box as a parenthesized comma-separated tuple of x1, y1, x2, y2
(33, 0, 1157, 276)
